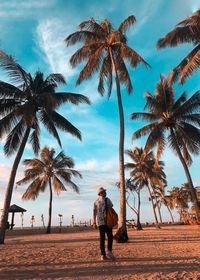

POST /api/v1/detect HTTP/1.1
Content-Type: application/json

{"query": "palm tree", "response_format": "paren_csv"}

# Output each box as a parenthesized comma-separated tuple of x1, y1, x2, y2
(125, 178, 142, 230)
(157, 9, 200, 84)
(130, 75, 200, 220)
(65, 16, 149, 242)
(0, 52, 90, 244)
(125, 147, 166, 228)
(17, 146, 81, 233)
(168, 187, 190, 222)
(153, 185, 175, 223)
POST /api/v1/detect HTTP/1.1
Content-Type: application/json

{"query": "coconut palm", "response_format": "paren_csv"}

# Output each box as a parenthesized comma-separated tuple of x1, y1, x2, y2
(17, 146, 81, 233)
(0, 52, 90, 243)
(168, 187, 190, 222)
(153, 185, 175, 223)
(157, 9, 200, 84)
(65, 16, 149, 242)
(131, 75, 200, 220)
(125, 147, 166, 228)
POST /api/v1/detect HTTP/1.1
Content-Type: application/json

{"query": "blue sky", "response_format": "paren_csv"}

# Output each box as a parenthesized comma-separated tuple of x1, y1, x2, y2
(0, 0, 200, 228)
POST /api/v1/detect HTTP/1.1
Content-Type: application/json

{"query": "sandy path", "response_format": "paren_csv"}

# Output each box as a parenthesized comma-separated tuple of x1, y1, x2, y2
(0, 225, 200, 280)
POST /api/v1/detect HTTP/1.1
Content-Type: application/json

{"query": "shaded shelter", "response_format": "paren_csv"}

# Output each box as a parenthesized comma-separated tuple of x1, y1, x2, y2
(8, 204, 26, 230)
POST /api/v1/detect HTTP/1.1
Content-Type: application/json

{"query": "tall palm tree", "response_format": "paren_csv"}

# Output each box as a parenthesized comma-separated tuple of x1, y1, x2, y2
(157, 9, 200, 84)
(17, 146, 81, 233)
(125, 147, 166, 228)
(0, 52, 90, 243)
(65, 16, 149, 242)
(130, 75, 200, 220)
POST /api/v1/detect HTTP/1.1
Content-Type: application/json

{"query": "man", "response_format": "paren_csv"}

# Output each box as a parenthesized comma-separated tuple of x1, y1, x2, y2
(93, 187, 115, 261)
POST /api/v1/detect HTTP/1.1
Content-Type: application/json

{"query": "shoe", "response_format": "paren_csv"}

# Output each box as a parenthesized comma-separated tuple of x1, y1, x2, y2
(107, 251, 115, 261)
(100, 255, 108, 261)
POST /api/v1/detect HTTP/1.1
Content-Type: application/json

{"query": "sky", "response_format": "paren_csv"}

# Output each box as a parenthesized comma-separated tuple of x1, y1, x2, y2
(0, 0, 200, 228)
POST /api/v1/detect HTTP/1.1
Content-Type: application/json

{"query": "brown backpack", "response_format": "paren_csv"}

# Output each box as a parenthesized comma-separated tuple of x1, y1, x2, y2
(106, 198, 118, 228)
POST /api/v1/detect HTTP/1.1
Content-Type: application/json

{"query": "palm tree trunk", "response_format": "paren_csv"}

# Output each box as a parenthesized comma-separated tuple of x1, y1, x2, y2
(166, 205, 174, 223)
(109, 48, 128, 242)
(147, 184, 160, 228)
(137, 190, 142, 230)
(0, 127, 31, 244)
(170, 128, 200, 221)
(151, 186, 163, 223)
(46, 178, 53, 234)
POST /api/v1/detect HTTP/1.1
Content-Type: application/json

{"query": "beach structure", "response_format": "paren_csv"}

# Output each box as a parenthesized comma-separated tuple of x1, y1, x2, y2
(8, 204, 27, 230)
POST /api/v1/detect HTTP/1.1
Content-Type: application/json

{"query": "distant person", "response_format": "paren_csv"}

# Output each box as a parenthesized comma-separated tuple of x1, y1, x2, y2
(93, 187, 115, 261)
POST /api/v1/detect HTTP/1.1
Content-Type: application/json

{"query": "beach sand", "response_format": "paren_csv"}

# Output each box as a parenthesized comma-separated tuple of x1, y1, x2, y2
(0, 225, 200, 280)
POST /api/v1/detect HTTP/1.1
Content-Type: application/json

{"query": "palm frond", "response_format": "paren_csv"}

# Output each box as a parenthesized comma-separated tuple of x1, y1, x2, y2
(132, 122, 158, 140)
(98, 55, 112, 97)
(79, 18, 106, 36)
(0, 111, 18, 138)
(174, 91, 200, 117)
(168, 45, 200, 84)
(52, 92, 91, 107)
(118, 15, 136, 34)
(0, 51, 30, 87)
(115, 54, 133, 94)
(157, 25, 199, 49)
(70, 43, 102, 68)
(47, 74, 66, 85)
(144, 124, 165, 154)
(4, 119, 26, 156)
(65, 31, 100, 46)
(51, 111, 81, 140)
(0, 81, 23, 98)
(53, 175, 67, 194)
(29, 118, 40, 155)
(22, 177, 47, 200)
(39, 110, 61, 147)
(76, 46, 104, 85)
(172, 91, 187, 111)
(120, 44, 150, 68)
(130, 112, 158, 122)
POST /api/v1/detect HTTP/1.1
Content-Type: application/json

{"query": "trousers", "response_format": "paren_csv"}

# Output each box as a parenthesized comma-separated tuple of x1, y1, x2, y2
(98, 225, 113, 256)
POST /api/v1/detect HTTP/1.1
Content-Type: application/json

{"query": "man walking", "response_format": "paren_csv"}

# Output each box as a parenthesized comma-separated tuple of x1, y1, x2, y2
(93, 187, 115, 261)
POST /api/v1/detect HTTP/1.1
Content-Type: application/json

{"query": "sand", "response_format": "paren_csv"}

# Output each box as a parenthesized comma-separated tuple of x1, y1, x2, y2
(0, 225, 200, 280)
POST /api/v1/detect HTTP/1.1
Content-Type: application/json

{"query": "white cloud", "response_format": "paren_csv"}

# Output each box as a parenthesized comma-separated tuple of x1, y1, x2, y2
(0, 0, 56, 18)
(36, 19, 78, 80)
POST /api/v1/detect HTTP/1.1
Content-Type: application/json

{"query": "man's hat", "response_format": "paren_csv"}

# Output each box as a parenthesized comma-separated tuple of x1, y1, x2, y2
(96, 187, 106, 195)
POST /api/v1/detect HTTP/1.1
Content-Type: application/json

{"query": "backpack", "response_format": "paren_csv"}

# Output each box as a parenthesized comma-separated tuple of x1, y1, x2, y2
(106, 198, 118, 228)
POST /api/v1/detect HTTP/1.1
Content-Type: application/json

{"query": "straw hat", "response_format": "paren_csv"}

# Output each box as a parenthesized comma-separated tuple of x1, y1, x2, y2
(96, 187, 106, 195)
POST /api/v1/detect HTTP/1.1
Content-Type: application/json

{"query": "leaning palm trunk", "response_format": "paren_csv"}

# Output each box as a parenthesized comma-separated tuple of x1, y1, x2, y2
(166, 204, 175, 223)
(0, 127, 31, 244)
(170, 128, 200, 220)
(110, 49, 128, 242)
(151, 186, 163, 223)
(46, 178, 53, 234)
(147, 185, 160, 228)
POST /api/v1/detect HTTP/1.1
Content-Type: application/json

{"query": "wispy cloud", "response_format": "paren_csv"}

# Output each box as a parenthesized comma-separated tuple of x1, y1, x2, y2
(0, 0, 56, 18)
(36, 19, 78, 80)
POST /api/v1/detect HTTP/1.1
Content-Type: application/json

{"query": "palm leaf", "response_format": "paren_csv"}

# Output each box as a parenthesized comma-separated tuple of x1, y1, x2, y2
(51, 111, 81, 140)
(4, 119, 26, 156)
(118, 15, 136, 34)
(0, 51, 30, 87)
(39, 110, 61, 147)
